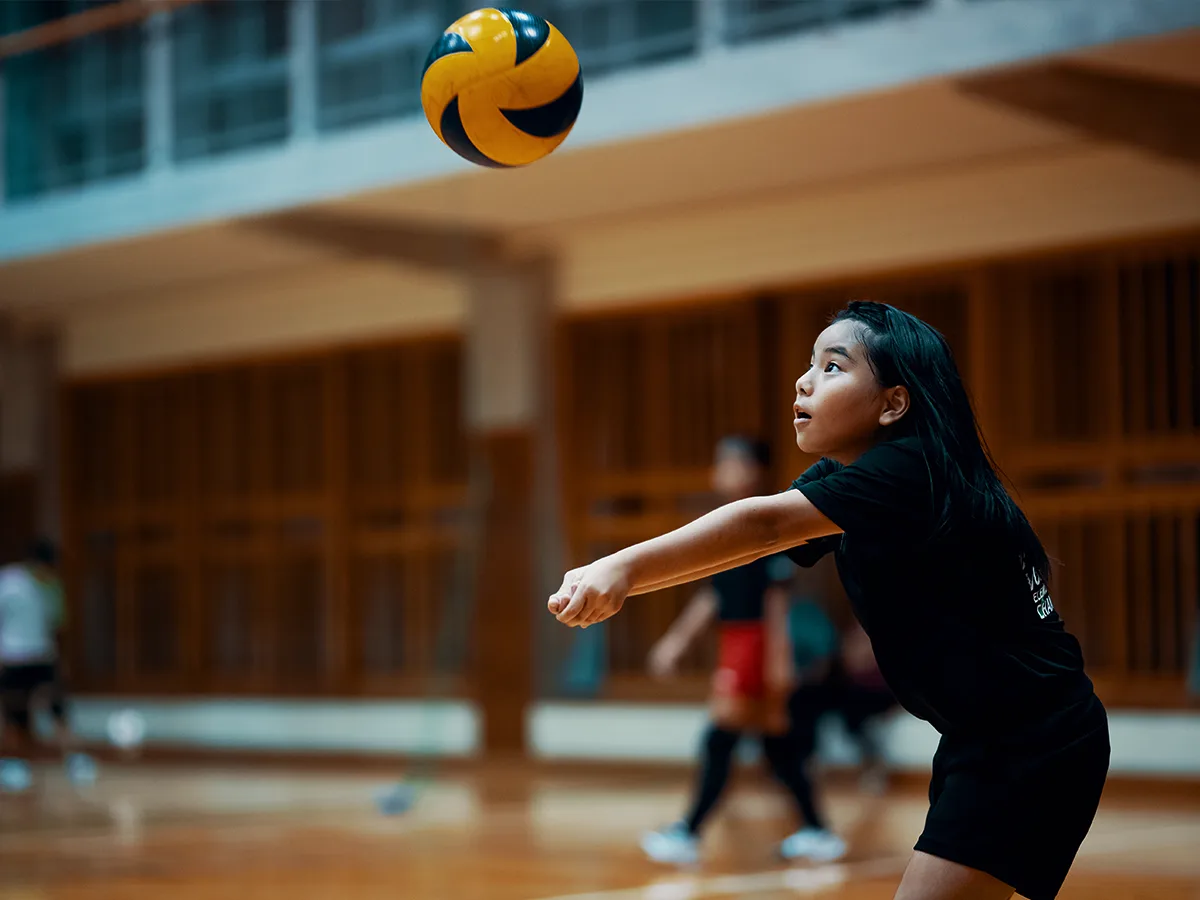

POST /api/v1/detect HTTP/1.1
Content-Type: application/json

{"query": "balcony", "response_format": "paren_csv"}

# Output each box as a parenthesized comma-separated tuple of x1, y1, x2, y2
(2, 0, 1198, 261)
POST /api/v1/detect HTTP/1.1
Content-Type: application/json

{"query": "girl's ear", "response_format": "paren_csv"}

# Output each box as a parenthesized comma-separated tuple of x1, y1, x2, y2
(879, 385, 910, 427)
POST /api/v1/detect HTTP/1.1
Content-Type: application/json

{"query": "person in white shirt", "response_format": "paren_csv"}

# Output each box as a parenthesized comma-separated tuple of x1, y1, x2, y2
(0, 539, 95, 791)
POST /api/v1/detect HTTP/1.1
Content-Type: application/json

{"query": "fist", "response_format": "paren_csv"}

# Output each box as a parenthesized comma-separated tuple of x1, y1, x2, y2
(547, 559, 632, 628)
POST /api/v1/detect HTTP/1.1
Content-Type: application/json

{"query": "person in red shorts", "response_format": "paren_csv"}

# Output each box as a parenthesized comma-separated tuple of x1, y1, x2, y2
(837, 621, 899, 793)
(641, 436, 847, 865)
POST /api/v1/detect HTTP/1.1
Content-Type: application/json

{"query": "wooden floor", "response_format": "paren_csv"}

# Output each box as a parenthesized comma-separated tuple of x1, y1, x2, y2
(2, 761, 1199, 900)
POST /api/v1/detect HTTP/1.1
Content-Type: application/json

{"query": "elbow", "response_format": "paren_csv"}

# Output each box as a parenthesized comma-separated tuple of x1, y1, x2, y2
(750, 497, 792, 554)
(749, 492, 826, 553)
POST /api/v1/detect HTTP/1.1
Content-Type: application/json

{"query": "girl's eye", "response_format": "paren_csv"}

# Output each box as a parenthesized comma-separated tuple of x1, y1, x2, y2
(824, 362, 841, 373)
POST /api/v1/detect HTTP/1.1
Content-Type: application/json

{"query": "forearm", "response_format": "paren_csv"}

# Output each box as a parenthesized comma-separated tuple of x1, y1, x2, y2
(631, 549, 767, 596)
(613, 493, 836, 595)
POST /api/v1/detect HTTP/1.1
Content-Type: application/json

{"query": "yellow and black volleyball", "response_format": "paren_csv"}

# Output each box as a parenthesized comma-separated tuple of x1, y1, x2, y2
(421, 8, 583, 168)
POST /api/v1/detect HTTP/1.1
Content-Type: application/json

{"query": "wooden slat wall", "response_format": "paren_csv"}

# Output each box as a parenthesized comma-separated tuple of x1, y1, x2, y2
(63, 234, 1199, 709)
(560, 301, 774, 692)
(64, 338, 469, 696)
(561, 236, 1200, 709)
(1004, 243, 1200, 707)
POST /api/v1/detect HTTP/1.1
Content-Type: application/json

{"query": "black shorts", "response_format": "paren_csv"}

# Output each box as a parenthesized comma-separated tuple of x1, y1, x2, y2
(914, 692, 1110, 900)
(0, 662, 64, 731)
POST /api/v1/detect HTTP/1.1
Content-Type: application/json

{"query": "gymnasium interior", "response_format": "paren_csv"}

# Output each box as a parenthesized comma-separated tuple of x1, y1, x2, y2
(1, 1, 1199, 898)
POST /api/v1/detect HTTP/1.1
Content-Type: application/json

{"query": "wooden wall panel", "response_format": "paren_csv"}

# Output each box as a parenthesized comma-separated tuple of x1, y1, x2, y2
(559, 235, 1199, 708)
(561, 301, 772, 689)
(65, 337, 470, 697)
(63, 233, 1200, 709)
(962, 244, 1199, 707)
(0, 473, 37, 566)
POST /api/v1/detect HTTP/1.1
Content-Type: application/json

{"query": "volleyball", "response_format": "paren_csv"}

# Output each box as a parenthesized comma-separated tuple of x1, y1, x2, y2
(421, 8, 583, 168)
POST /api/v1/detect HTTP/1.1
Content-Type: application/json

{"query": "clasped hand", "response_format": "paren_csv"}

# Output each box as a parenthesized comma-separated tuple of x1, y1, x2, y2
(547, 558, 632, 628)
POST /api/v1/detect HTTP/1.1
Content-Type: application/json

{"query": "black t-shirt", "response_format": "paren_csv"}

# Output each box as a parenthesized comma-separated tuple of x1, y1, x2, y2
(787, 436, 1093, 737)
(711, 552, 793, 623)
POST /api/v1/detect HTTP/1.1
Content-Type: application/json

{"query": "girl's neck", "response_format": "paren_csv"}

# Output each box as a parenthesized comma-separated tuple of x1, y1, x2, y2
(828, 436, 882, 467)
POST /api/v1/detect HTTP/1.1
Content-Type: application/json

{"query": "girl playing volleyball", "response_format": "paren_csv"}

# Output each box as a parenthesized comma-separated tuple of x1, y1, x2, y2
(549, 301, 1109, 900)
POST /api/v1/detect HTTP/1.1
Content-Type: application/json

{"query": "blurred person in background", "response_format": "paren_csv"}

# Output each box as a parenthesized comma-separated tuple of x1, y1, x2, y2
(782, 567, 840, 787)
(835, 621, 899, 793)
(640, 436, 847, 865)
(0, 539, 96, 792)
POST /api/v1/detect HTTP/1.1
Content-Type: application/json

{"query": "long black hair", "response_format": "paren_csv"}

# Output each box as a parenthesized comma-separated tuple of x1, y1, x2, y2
(833, 301, 1049, 582)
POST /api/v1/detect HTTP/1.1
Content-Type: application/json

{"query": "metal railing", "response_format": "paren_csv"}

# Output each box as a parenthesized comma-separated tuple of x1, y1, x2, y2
(3, 0, 940, 202)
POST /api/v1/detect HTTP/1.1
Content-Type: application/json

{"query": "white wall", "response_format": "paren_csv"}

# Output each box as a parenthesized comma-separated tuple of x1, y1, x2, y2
(529, 703, 1200, 776)
(48, 698, 1200, 777)
(56, 698, 478, 757)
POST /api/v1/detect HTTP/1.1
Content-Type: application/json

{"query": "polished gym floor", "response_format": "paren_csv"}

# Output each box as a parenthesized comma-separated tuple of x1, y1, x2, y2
(1, 761, 1198, 899)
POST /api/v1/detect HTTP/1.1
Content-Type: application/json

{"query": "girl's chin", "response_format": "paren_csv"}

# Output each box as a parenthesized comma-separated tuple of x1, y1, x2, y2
(794, 434, 832, 458)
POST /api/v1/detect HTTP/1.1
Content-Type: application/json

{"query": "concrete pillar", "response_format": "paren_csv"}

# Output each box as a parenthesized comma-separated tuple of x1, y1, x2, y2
(464, 257, 567, 757)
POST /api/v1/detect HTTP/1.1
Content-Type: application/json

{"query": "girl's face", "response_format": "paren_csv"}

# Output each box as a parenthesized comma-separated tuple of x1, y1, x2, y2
(793, 319, 909, 464)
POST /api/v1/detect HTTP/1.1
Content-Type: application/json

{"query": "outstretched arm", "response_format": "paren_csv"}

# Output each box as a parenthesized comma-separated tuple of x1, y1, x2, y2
(630, 549, 775, 596)
(549, 490, 839, 628)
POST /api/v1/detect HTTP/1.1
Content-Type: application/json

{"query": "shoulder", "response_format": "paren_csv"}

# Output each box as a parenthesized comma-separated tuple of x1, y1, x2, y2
(790, 456, 842, 490)
(791, 435, 936, 537)
(823, 436, 931, 491)
(852, 435, 926, 474)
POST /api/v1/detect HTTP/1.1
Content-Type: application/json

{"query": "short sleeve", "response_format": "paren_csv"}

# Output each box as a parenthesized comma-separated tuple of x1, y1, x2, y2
(780, 459, 845, 567)
(791, 457, 840, 490)
(794, 437, 936, 539)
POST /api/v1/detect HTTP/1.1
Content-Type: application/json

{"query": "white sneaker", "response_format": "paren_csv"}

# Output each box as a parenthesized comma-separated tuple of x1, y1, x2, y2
(66, 753, 98, 786)
(780, 827, 848, 862)
(640, 822, 700, 865)
(0, 759, 32, 793)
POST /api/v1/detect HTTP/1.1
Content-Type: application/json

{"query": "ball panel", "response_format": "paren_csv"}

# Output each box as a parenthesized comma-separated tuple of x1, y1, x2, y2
(483, 24, 580, 109)
(422, 31, 472, 77)
(500, 71, 582, 138)
(494, 8, 549, 66)
(458, 90, 569, 166)
(421, 48, 483, 143)
(440, 96, 510, 168)
(449, 8, 520, 72)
